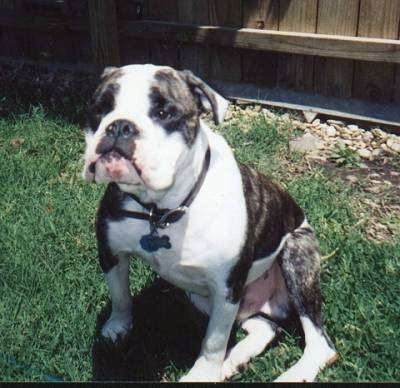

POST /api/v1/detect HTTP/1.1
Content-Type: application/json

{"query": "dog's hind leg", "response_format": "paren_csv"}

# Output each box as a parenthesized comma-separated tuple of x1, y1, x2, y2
(221, 315, 277, 380)
(275, 223, 338, 382)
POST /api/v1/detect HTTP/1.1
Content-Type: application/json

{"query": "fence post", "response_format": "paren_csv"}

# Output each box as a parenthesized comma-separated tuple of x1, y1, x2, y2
(88, 0, 120, 68)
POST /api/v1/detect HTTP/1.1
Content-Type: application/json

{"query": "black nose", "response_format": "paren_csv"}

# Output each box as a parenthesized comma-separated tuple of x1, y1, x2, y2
(105, 120, 138, 139)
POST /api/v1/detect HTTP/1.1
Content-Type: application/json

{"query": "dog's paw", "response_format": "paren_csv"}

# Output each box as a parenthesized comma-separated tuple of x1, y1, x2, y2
(101, 316, 133, 342)
(221, 351, 248, 381)
(179, 357, 222, 382)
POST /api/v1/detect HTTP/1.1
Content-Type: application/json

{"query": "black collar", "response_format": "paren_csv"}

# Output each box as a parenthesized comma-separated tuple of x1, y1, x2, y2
(118, 146, 211, 229)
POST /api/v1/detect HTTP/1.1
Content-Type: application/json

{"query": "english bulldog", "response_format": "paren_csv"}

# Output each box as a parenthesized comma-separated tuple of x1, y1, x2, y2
(82, 64, 338, 382)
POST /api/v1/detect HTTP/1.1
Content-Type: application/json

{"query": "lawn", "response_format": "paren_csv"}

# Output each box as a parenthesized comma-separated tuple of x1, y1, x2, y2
(0, 105, 399, 382)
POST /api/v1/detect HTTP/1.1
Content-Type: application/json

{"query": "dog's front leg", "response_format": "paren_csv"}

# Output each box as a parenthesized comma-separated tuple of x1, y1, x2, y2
(180, 290, 239, 382)
(101, 255, 133, 342)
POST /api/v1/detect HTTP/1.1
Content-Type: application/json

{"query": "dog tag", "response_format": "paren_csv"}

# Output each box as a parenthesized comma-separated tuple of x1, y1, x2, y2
(140, 231, 172, 252)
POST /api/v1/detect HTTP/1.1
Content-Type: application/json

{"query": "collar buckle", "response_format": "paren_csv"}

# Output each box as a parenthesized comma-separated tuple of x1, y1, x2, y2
(156, 206, 188, 229)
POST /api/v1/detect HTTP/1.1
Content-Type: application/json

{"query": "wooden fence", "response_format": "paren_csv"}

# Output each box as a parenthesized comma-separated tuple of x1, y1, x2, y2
(1, 0, 399, 124)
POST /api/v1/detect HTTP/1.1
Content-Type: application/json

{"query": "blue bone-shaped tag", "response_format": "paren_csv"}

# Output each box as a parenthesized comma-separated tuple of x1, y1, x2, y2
(140, 233, 172, 252)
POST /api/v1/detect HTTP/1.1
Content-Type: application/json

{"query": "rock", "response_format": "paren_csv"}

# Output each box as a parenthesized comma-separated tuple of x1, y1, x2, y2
(387, 138, 400, 153)
(348, 124, 359, 132)
(253, 105, 262, 112)
(357, 141, 367, 149)
(371, 141, 379, 148)
(325, 126, 337, 137)
(263, 108, 276, 119)
(289, 133, 324, 153)
(224, 110, 233, 121)
(327, 119, 345, 126)
(10, 138, 25, 148)
(381, 143, 390, 153)
(357, 148, 372, 159)
(312, 119, 321, 126)
(346, 175, 359, 184)
(362, 132, 374, 142)
(303, 110, 318, 123)
(372, 149, 382, 158)
(371, 128, 388, 140)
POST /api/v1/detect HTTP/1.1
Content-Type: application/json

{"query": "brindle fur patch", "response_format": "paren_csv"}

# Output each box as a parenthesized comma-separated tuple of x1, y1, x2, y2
(87, 68, 122, 132)
(227, 164, 305, 303)
(149, 69, 200, 146)
(279, 226, 335, 348)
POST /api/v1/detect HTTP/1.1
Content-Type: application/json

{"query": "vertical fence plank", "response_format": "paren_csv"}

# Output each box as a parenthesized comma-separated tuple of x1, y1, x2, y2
(315, 0, 359, 98)
(118, 0, 150, 65)
(208, 0, 242, 82)
(242, 0, 279, 86)
(395, 26, 400, 103)
(65, 0, 91, 64)
(353, 0, 400, 102)
(242, 0, 279, 29)
(88, 0, 120, 67)
(277, 0, 318, 91)
(25, 2, 73, 63)
(147, 0, 179, 67)
(177, 0, 210, 77)
(0, 0, 21, 57)
(395, 67, 400, 103)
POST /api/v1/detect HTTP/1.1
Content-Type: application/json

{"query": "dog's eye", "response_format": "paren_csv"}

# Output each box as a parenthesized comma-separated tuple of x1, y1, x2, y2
(157, 109, 172, 120)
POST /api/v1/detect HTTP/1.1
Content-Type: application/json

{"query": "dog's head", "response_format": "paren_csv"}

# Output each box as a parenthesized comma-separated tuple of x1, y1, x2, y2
(83, 64, 228, 191)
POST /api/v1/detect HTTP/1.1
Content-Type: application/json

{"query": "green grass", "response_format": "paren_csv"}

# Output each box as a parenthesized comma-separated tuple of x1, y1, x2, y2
(1, 107, 399, 382)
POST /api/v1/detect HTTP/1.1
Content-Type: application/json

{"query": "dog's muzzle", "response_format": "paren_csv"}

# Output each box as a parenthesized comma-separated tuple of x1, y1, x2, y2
(88, 119, 141, 180)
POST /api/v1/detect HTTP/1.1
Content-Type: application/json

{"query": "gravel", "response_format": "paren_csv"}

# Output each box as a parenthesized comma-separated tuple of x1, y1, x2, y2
(223, 102, 400, 162)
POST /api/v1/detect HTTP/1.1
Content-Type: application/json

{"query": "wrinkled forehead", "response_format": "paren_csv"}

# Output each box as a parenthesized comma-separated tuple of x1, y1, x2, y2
(114, 64, 192, 113)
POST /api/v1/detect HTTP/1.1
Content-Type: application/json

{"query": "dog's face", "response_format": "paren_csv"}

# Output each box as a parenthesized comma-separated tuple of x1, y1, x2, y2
(83, 64, 228, 191)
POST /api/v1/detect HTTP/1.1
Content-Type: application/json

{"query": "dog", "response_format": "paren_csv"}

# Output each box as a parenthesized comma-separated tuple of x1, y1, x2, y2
(82, 64, 338, 382)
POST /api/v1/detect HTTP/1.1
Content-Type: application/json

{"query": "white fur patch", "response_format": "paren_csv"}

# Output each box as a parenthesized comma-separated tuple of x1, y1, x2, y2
(222, 316, 276, 380)
(275, 316, 337, 382)
(101, 258, 133, 342)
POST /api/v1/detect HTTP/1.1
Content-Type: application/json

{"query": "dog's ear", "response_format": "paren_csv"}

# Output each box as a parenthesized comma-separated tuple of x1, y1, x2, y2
(180, 70, 229, 125)
(100, 66, 119, 80)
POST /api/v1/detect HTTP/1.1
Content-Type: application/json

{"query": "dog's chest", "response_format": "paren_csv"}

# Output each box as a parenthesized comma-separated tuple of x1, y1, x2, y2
(107, 216, 210, 294)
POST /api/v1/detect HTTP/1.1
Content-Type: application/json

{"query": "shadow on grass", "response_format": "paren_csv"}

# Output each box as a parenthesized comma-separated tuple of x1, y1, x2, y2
(91, 277, 304, 382)
(92, 278, 209, 381)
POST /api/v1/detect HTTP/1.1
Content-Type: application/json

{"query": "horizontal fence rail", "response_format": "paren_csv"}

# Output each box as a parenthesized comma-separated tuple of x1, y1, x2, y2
(1, 0, 399, 125)
(121, 21, 400, 64)
(1, 16, 399, 64)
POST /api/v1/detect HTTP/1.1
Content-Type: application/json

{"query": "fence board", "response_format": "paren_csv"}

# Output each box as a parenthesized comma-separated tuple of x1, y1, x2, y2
(242, 0, 279, 86)
(119, 0, 149, 65)
(120, 21, 400, 64)
(177, 0, 209, 77)
(147, 0, 179, 67)
(315, 0, 359, 98)
(396, 23, 400, 103)
(353, 0, 400, 102)
(0, 0, 21, 57)
(277, 0, 318, 91)
(208, 0, 242, 82)
(1, 0, 400, 109)
(88, 0, 120, 66)
(395, 66, 400, 102)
